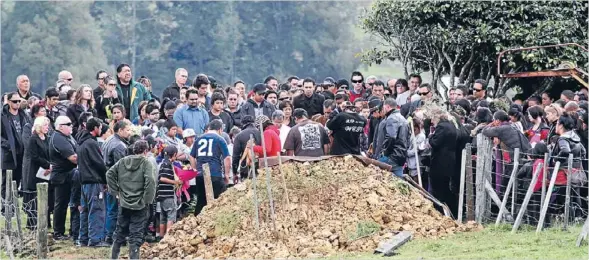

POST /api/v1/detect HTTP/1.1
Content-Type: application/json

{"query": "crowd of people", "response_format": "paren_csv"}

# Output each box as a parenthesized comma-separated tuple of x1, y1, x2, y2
(1, 64, 588, 258)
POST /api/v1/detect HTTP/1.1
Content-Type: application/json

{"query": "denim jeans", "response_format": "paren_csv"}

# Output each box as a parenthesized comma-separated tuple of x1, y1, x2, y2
(104, 192, 118, 240)
(79, 184, 106, 245)
(378, 155, 404, 178)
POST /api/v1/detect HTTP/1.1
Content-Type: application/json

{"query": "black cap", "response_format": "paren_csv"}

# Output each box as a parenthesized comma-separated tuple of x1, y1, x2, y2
(336, 79, 349, 89)
(241, 115, 254, 126)
(368, 99, 382, 112)
(323, 77, 335, 85)
(252, 83, 267, 94)
(293, 108, 308, 119)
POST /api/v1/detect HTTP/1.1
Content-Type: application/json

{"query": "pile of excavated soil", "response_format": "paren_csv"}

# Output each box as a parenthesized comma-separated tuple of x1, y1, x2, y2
(142, 156, 480, 259)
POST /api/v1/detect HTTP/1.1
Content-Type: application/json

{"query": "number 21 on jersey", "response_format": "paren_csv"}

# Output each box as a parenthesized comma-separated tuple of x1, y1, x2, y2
(197, 138, 214, 157)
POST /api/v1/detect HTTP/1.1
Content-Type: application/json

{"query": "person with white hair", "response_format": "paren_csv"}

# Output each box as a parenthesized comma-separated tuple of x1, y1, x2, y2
(22, 116, 51, 230)
(58, 70, 74, 84)
(162, 68, 188, 101)
(48, 115, 78, 240)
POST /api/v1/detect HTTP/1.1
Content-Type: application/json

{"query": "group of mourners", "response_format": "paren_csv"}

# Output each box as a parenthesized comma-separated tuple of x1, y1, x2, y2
(1, 65, 587, 258)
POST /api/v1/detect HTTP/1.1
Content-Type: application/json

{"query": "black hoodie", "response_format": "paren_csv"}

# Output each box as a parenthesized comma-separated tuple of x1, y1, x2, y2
(76, 130, 108, 184)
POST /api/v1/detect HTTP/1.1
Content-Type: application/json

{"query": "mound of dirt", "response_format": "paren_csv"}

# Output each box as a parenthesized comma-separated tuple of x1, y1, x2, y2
(142, 156, 480, 259)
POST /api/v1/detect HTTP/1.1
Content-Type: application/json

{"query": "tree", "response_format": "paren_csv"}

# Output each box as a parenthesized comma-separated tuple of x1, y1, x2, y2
(361, 0, 588, 99)
(4, 1, 108, 92)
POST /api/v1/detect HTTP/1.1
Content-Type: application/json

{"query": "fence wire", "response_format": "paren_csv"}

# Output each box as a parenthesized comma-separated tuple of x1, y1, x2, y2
(458, 142, 589, 232)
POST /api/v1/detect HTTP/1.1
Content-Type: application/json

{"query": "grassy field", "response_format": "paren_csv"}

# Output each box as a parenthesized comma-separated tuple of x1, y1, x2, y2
(2, 224, 586, 259)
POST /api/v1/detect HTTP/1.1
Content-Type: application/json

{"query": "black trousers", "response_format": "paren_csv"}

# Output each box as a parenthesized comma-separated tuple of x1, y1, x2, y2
(430, 174, 458, 216)
(113, 206, 148, 259)
(1, 161, 23, 213)
(53, 183, 72, 235)
(194, 176, 226, 216)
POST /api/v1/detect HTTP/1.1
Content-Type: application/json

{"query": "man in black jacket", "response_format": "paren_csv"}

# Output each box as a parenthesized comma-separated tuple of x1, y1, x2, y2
(240, 83, 276, 119)
(77, 118, 110, 247)
(231, 115, 261, 181)
(293, 78, 325, 118)
(1, 92, 31, 214)
(162, 68, 188, 101)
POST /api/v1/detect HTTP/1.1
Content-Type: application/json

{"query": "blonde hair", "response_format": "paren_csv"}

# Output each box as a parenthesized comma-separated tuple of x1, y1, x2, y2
(545, 104, 563, 117)
(33, 116, 50, 134)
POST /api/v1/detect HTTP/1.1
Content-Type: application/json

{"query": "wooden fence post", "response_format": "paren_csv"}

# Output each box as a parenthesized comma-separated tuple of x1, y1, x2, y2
(475, 135, 486, 223)
(564, 154, 573, 230)
(259, 120, 276, 231)
(495, 148, 520, 226)
(249, 135, 260, 233)
(475, 134, 492, 223)
(36, 183, 48, 259)
(458, 148, 467, 223)
(541, 153, 549, 208)
(465, 143, 475, 221)
(202, 164, 215, 205)
(4, 170, 12, 238)
(537, 161, 561, 233)
(11, 181, 22, 250)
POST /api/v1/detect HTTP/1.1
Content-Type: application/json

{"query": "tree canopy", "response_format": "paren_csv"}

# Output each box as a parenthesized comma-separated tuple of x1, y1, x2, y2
(1, 1, 368, 95)
(361, 0, 588, 98)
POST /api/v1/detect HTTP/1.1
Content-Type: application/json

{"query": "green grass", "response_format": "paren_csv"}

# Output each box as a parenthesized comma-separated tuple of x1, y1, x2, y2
(328, 224, 589, 260)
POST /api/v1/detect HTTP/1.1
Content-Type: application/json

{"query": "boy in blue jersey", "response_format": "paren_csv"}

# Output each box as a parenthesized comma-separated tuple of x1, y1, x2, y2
(189, 119, 231, 215)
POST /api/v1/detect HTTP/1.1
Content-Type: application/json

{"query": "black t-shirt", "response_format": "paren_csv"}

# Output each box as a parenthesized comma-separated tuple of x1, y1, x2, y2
(209, 110, 234, 134)
(120, 83, 131, 119)
(327, 111, 367, 155)
(10, 113, 23, 152)
(49, 131, 77, 184)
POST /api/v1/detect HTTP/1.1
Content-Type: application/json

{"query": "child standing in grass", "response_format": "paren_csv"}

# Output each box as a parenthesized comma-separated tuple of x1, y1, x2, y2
(157, 146, 182, 239)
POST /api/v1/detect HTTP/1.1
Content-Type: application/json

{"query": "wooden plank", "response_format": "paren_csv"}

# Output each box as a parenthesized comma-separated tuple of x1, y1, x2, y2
(576, 217, 589, 247)
(374, 231, 413, 256)
(36, 183, 48, 258)
(202, 164, 215, 204)
(537, 161, 561, 233)
(512, 163, 543, 233)
(484, 180, 513, 222)
(496, 148, 520, 226)
(404, 176, 452, 218)
(465, 143, 475, 221)
(458, 148, 467, 223)
(564, 154, 573, 230)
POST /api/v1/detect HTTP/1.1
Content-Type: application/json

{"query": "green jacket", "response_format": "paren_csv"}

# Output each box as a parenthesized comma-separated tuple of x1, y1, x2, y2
(115, 79, 151, 121)
(106, 154, 156, 210)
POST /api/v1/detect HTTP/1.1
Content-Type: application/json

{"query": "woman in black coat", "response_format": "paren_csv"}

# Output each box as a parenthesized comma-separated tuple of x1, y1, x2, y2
(428, 111, 459, 216)
(22, 116, 51, 230)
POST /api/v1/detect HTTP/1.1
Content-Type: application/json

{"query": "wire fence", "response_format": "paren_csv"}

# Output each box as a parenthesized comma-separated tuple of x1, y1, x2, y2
(457, 134, 589, 235)
(1, 171, 49, 259)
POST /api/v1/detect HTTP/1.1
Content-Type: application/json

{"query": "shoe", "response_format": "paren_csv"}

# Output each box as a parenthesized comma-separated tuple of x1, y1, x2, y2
(88, 241, 110, 247)
(53, 234, 71, 241)
(75, 240, 88, 247)
(145, 235, 156, 243)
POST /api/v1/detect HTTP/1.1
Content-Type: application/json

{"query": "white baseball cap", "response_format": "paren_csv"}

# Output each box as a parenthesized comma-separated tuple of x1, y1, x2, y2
(182, 128, 196, 139)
